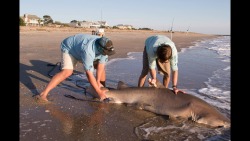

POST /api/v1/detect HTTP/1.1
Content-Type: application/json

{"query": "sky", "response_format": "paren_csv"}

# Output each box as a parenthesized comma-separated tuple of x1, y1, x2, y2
(20, 0, 230, 35)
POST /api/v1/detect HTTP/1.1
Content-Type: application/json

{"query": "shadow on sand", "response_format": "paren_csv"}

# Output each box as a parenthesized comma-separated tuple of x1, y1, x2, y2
(20, 60, 83, 96)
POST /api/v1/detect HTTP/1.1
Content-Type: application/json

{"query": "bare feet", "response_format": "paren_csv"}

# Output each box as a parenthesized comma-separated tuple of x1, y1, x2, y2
(34, 94, 50, 104)
(40, 94, 49, 101)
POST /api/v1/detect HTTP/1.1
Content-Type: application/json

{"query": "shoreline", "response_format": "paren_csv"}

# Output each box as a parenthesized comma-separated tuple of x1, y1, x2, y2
(20, 26, 218, 101)
(20, 26, 218, 59)
(20, 26, 218, 104)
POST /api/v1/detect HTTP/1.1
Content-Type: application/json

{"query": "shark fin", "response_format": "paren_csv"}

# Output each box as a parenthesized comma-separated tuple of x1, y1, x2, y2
(117, 81, 129, 89)
(125, 103, 152, 110)
(155, 79, 166, 88)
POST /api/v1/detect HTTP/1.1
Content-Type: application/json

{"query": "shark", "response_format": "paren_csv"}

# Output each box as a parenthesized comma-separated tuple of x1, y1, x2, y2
(86, 81, 230, 128)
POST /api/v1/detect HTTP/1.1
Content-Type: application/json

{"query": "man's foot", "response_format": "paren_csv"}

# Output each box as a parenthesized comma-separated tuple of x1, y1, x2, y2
(34, 94, 50, 104)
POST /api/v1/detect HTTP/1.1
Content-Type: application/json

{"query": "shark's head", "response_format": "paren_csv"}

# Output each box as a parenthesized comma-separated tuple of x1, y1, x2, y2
(196, 115, 230, 128)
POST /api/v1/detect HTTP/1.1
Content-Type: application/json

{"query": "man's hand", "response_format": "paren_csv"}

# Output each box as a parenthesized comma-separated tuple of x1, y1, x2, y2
(98, 88, 109, 101)
(173, 88, 185, 94)
(148, 78, 157, 87)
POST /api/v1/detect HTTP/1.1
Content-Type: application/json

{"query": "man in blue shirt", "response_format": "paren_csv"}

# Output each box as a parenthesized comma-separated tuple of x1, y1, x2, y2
(138, 35, 184, 94)
(37, 34, 115, 102)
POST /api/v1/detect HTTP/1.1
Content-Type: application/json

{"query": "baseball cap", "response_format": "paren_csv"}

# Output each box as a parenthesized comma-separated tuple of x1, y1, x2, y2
(97, 37, 115, 56)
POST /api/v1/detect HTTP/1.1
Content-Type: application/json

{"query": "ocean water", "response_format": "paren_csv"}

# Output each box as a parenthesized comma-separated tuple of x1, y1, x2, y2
(177, 36, 230, 112)
(105, 36, 230, 111)
(70, 36, 231, 140)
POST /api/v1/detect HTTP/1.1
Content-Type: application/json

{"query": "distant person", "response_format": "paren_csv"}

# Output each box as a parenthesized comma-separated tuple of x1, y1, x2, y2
(137, 35, 184, 94)
(96, 28, 105, 37)
(36, 34, 115, 102)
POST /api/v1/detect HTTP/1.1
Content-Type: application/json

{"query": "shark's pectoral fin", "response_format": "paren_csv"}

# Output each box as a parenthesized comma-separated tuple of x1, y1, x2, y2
(125, 103, 151, 110)
(137, 103, 152, 110)
(143, 105, 159, 114)
(154, 79, 166, 88)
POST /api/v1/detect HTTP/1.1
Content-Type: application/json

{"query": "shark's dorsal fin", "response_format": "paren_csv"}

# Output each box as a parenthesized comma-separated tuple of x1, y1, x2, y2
(155, 79, 166, 88)
(117, 81, 129, 89)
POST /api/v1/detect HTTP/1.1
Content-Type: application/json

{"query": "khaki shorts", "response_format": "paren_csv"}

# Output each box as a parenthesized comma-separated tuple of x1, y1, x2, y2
(61, 52, 78, 70)
(141, 47, 170, 77)
(61, 52, 99, 70)
(156, 59, 170, 77)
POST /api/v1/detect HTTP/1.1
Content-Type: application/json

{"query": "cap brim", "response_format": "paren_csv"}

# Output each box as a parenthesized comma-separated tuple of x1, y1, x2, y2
(103, 49, 115, 56)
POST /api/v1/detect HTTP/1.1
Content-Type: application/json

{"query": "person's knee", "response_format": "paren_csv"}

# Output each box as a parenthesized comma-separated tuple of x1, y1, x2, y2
(139, 74, 147, 79)
(163, 74, 170, 79)
(140, 69, 149, 77)
(61, 69, 73, 77)
(93, 60, 100, 69)
(100, 81, 106, 87)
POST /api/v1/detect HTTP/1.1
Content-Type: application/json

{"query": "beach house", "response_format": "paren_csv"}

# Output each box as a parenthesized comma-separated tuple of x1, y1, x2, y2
(21, 14, 44, 26)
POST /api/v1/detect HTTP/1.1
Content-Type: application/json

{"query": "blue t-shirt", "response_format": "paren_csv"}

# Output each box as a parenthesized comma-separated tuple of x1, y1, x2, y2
(60, 34, 108, 72)
(145, 35, 178, 71)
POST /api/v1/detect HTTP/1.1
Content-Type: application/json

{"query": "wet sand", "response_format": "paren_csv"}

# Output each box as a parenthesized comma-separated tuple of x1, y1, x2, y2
(20, 26, 218, 140)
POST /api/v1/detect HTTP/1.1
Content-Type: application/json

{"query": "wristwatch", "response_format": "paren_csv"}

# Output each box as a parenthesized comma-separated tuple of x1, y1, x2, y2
(172, 85, 177, 89)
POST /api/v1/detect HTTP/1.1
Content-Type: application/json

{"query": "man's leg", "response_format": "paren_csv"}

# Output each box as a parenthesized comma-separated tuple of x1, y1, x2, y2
(39, 52, 76, 101)
(163, 74, 170, 88)
(40, 69, 73, 101)
(138, 46, 149, 87)
(94, 60, 106, 87)
(138, 74, 147, 87)
(100, 67, 106, 87)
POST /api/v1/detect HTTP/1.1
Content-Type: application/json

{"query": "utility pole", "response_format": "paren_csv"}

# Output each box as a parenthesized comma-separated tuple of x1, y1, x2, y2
(170, 18, 174, 40)
(186, 25, 190, 36)
(101, 9, 103, 22)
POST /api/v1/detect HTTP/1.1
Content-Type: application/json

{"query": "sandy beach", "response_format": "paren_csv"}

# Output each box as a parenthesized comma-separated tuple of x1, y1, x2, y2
(20, 26, 219, 140)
